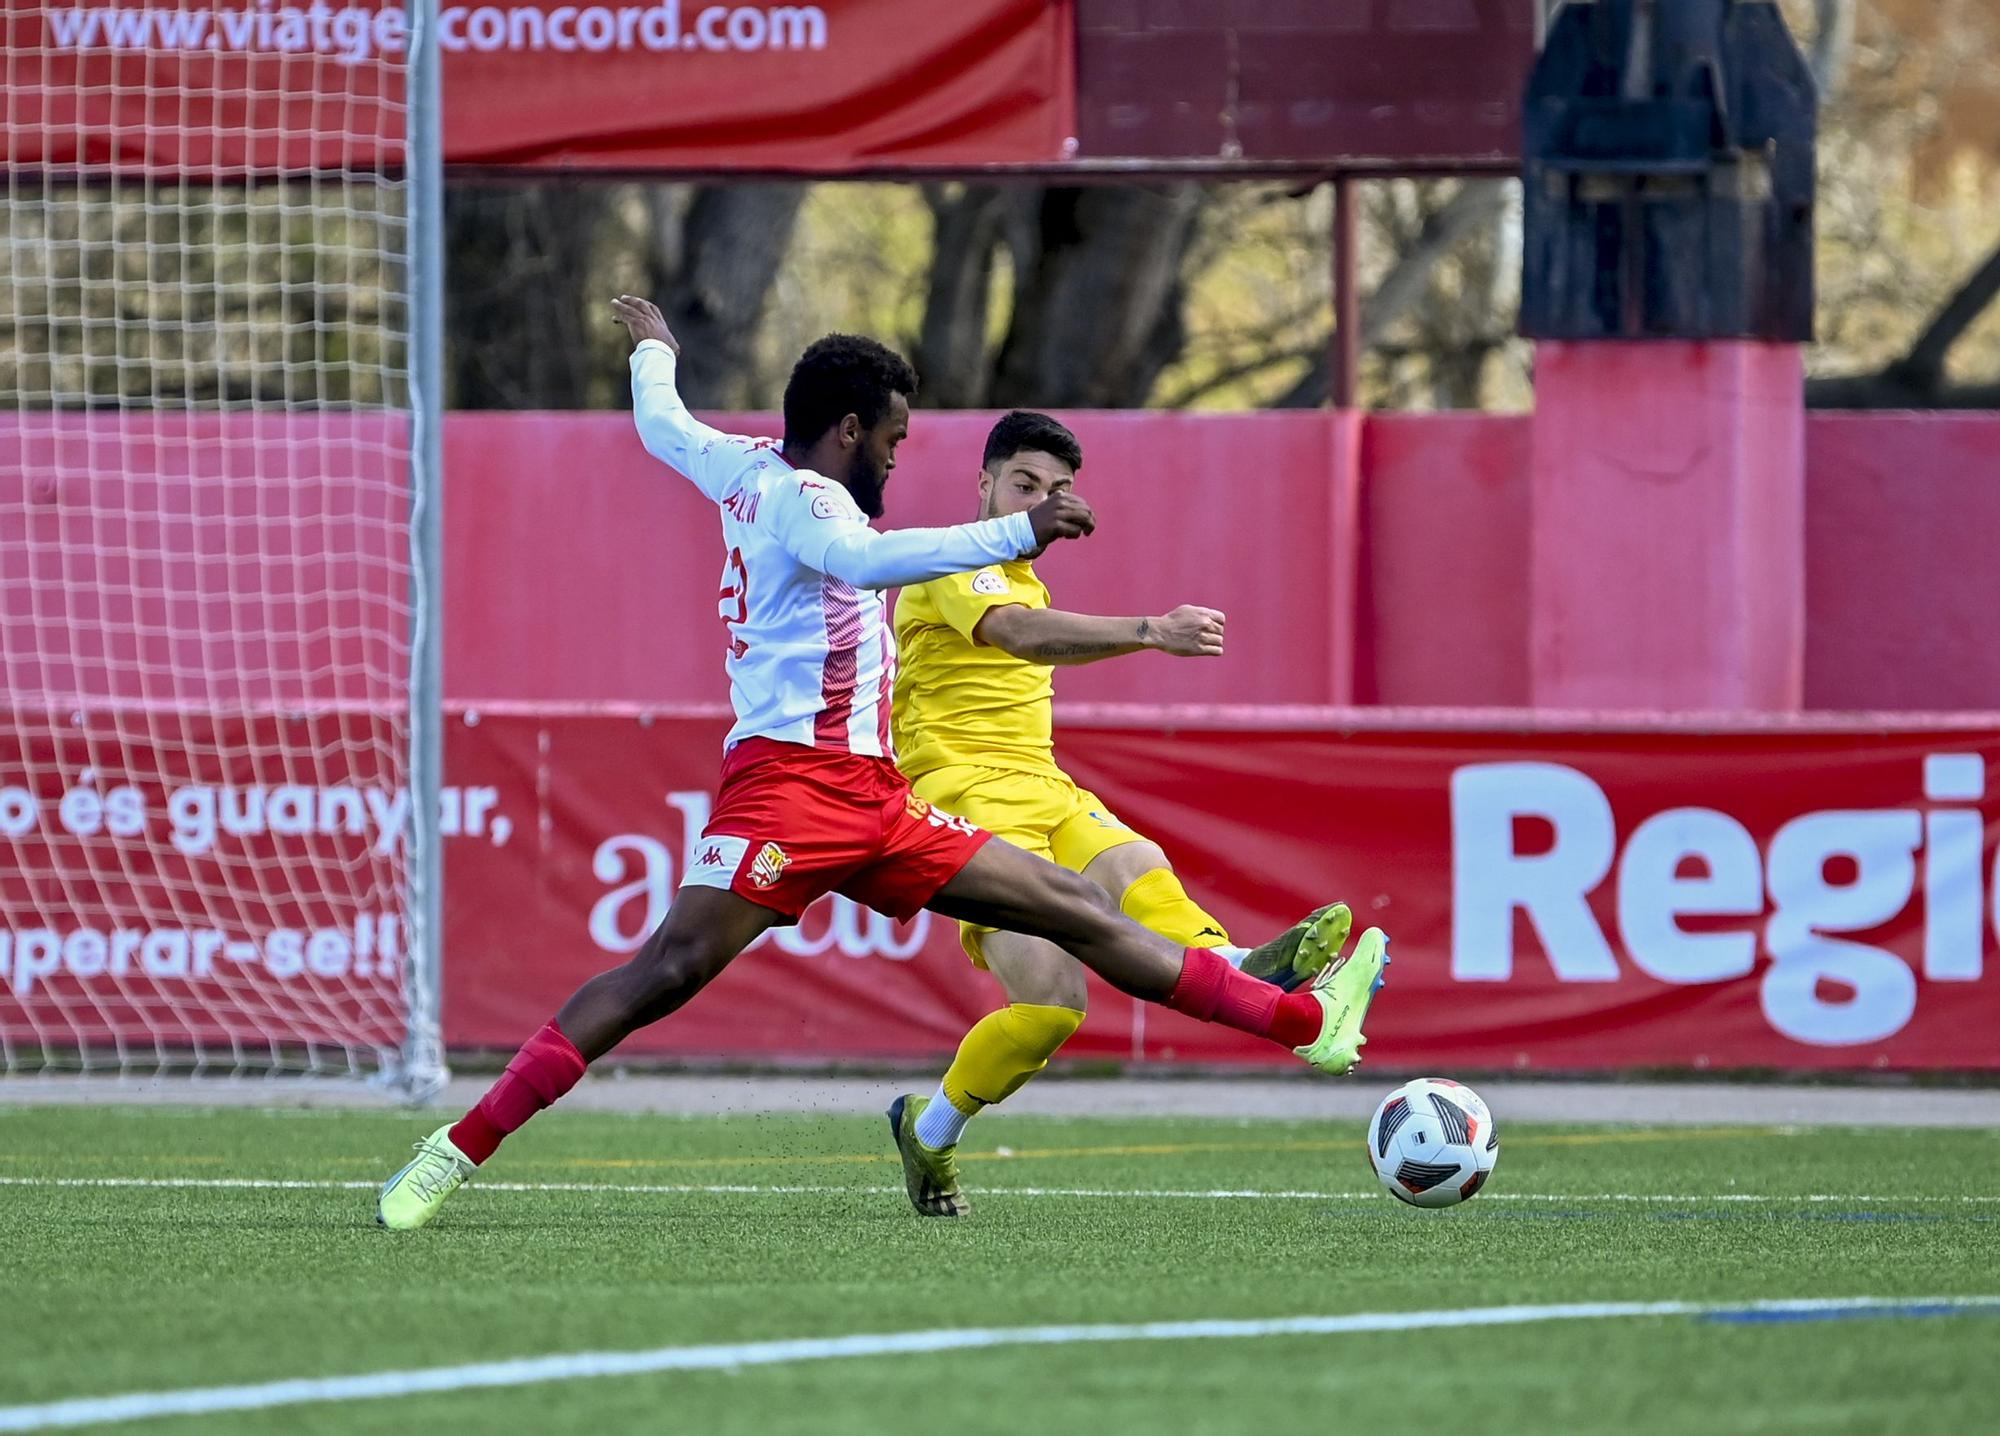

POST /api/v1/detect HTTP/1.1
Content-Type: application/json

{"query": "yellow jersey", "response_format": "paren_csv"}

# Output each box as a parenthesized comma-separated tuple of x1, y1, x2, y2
(891, 559, 1061, 780)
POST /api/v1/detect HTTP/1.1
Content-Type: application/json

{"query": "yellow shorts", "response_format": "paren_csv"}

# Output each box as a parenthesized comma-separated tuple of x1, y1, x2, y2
(910, 763, 1148, 967)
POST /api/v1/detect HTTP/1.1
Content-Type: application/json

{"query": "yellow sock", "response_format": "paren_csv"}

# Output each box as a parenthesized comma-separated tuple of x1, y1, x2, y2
(939, 1003, 1085, 1113)
(1119, 867, 1232, 949)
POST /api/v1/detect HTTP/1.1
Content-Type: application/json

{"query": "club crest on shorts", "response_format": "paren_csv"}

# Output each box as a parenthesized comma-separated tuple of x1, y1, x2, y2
(748, 841, 791, 889)
(906, 794, 977, 836)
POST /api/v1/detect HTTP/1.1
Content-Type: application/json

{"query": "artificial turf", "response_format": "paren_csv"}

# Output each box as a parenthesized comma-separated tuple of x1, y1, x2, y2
(0, 1102, 1993, 1434)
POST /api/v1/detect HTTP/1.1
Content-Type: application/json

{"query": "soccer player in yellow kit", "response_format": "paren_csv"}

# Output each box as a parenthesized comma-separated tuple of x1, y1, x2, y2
(885, 411, 1368, 1216)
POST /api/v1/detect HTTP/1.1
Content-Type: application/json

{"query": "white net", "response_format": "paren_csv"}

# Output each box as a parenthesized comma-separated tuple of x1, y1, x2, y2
(1, 3, 438, 1083)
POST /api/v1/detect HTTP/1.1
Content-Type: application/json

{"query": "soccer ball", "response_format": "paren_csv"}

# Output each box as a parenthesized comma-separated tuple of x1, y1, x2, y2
(1366, 1078, 1498, 1208)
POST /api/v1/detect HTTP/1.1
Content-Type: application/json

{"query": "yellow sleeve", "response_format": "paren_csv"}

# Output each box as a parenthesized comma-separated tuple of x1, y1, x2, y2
(925, 566, 1038, 644)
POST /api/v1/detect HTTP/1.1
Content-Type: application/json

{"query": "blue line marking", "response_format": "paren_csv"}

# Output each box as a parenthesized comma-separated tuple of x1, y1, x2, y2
(1320, 1203, 2000, 1228)
(1702, 1302, 1999, 1326)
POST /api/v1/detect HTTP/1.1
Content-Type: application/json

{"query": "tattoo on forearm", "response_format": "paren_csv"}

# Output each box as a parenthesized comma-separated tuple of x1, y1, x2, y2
(1032, 639, 1130, 660)
(1026, 618, 1149, 661)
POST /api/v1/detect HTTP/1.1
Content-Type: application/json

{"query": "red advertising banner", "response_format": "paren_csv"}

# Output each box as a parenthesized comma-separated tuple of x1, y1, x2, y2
(0, 710, 411, 1058)
(7, 0, 1073, 173)
(8, 709, 1999, 1071)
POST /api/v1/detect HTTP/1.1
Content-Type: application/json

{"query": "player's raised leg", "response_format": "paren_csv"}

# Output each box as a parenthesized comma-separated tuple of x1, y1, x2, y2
(926, 838, 1387, 1071)
(893, 836, 1353, 1216)
(376, 889, 780, 1230)
(1083, 838, 1350, 991)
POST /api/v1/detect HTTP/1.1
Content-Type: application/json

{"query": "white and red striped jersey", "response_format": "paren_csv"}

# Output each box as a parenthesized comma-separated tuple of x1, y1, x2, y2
(630, 340, 1036, 756)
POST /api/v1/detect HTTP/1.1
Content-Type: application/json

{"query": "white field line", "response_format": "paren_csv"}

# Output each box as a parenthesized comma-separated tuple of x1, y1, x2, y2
(1, 1174, 1997, 1204)
(2, 1297, 1996, 1432)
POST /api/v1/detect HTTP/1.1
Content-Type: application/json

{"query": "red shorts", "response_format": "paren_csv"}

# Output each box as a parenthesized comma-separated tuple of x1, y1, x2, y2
(679, 737, 993, 921)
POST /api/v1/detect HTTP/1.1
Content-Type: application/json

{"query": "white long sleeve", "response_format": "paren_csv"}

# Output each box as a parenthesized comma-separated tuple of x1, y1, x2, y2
(816, 512, 1038, 590)
(768, 475, 1036, 590)
(629, 339, 761, 501)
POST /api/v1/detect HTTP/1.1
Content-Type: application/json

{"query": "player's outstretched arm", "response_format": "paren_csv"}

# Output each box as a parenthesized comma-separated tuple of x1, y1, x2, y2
(611, 294, 744, 503)
(975, 604, 1225, 666)
(776, 488, 1096, 592)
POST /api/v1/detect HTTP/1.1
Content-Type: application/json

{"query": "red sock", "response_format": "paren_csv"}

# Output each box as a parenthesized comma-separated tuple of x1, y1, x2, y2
(1166, 948, 1322, 1049)
(449, 1019, 587, 1165)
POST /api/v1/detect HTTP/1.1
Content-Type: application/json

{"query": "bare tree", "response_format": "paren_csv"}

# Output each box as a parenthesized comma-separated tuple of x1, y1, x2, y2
(1274, 180, 1513, 409)
(913, 183, 1015, 408)
(993, 186, 1205, 408)
(912, 184, 1207, 410)
(445, 182, 612, 410)
(644, 184, 807, 410)
(1809, 240, 2000, 407)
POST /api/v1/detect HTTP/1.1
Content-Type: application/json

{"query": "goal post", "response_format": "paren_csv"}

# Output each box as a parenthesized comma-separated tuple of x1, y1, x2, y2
(404, 0, 449, 1101)
(1, 2, 449, 1097)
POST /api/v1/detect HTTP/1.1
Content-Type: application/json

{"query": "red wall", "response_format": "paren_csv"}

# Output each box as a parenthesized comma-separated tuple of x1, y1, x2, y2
(446, 408, 2000, 712)
(1356, 414, 1531, 707)
(7, 408, 1999, 712)
(444, 409, 1350, 707)
(0, 412, 408, 710)
(1360, 412, 2000, 711)
(1803, 415, 2000, 711)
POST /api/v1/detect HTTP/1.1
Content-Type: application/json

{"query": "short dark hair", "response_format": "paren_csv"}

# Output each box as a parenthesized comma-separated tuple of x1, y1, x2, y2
(982, 410, 1082, 474)
(782, 334, 918, 448)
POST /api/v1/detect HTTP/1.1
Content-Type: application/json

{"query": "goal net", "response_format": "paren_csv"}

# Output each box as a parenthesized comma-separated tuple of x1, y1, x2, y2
(1, 3, 445, 1091)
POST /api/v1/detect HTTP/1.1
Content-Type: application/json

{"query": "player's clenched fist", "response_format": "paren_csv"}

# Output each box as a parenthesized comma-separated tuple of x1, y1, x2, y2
(610, 295, 681, 356)
(1148, 604, 1226, 658)
(1027, 491, 1096, 547)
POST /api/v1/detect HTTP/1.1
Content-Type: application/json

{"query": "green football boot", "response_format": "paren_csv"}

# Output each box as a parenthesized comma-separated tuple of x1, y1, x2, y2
(1239, 902, 1353, 991)
(376, 1124, 475, 1230)
(1293, 926, 1390, 1076)
(886, 1094, 970, 1218)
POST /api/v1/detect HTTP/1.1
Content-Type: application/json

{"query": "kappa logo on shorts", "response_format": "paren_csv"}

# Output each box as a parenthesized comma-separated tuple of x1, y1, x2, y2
(678, 834, 750, 894)
(749, 841, 792, 889)
(687, 839, 743, 876)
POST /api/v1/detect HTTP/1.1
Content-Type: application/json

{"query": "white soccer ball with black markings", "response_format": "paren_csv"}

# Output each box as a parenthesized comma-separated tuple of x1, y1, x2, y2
(1366, 1078, 1498, 1208)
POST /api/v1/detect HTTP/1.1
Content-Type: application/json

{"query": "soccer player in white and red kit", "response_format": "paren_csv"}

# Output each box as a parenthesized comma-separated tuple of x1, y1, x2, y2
(375, 297, 1387, 1229)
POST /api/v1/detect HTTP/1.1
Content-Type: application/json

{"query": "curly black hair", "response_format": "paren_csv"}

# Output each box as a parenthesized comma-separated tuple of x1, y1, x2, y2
(782, 334, 919, 448)
(982, 410, 1083, 473)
